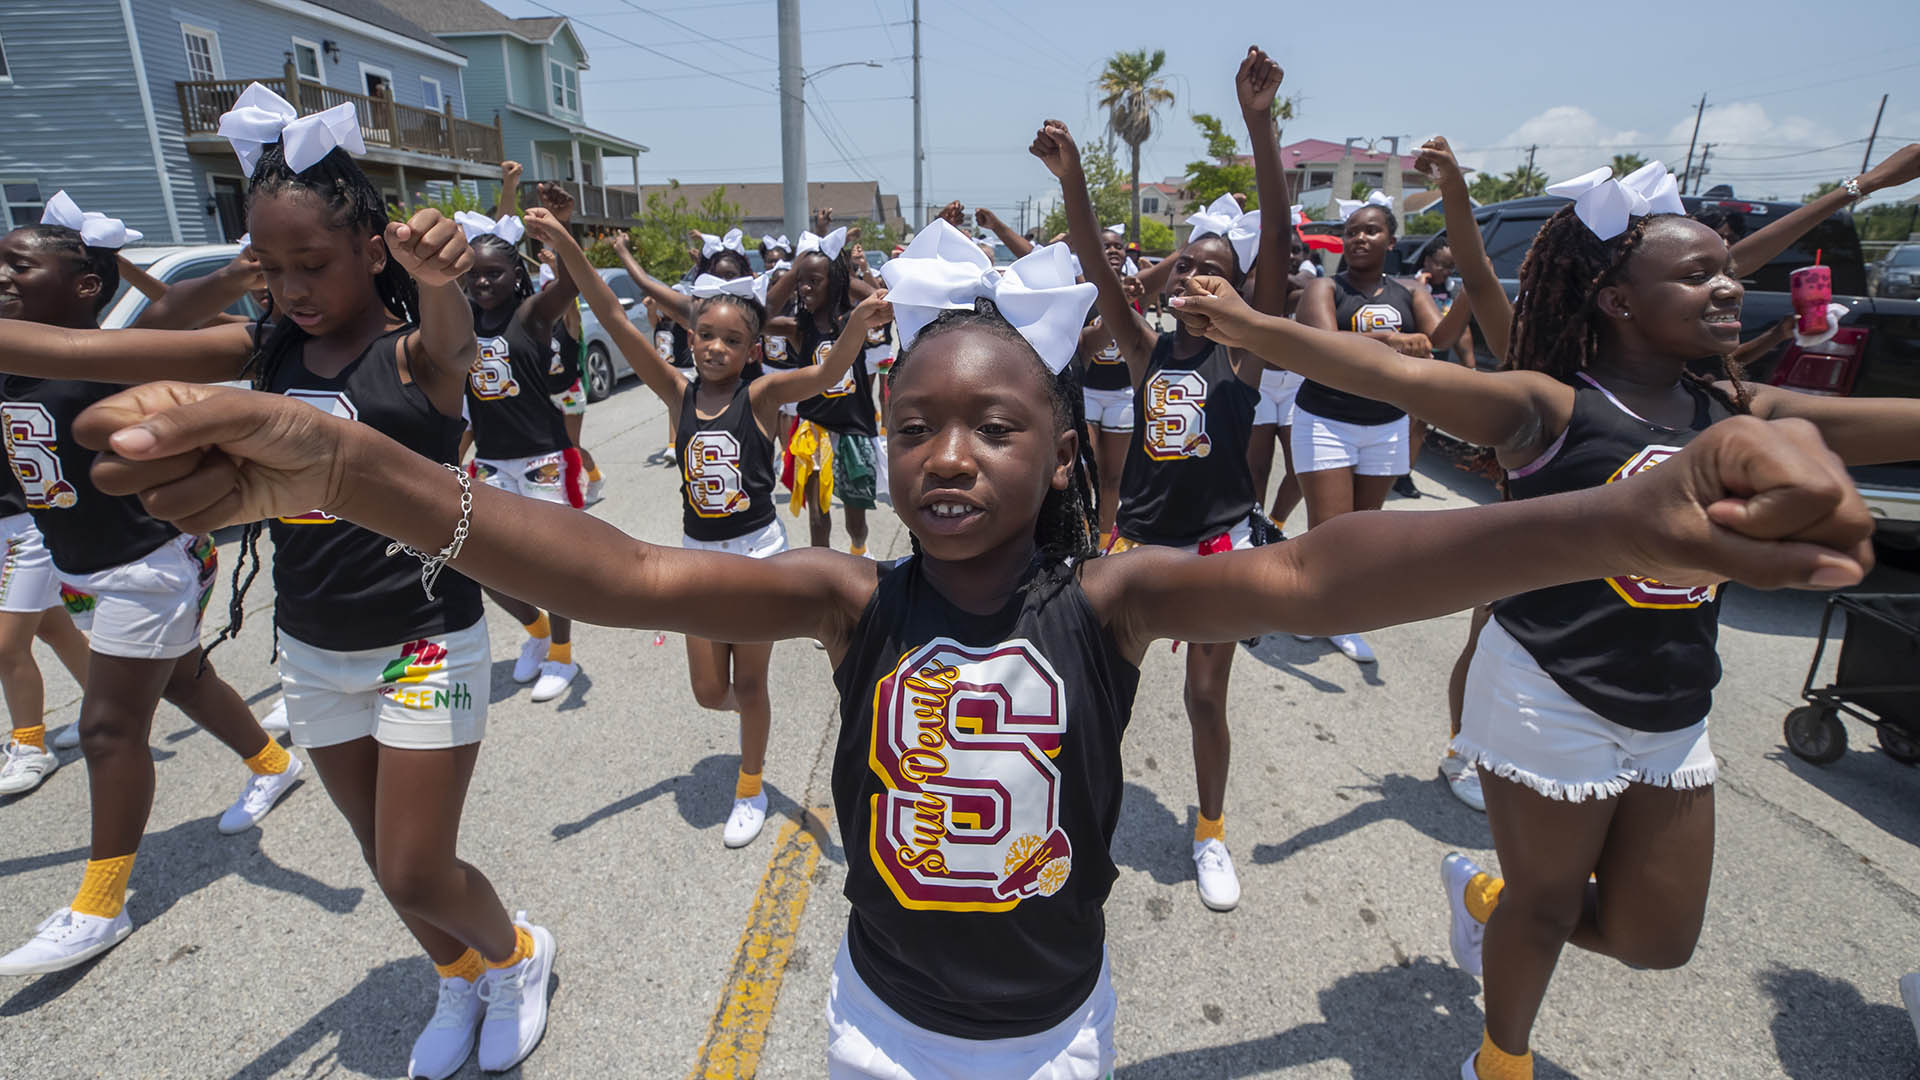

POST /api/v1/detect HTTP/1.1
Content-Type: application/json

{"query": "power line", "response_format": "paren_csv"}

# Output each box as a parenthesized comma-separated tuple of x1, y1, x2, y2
(594, 94, 910, 114)
(522, 0, 774, 96)
(611, 0, 776, 62)
(582, 21, 906, 58)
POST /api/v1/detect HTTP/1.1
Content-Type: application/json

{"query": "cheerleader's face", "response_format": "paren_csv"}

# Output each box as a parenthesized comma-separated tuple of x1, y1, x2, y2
(691, 301, 759, 382)
(464, 246, 517, 312)
(1601, 217, 1745, 354)
(1166, 235, 1239, 296)
(1289, 237, 1308, 274)
(1342, 207, 1393, 272)
(1102, 231, 1126, 272)
(794, 253, 833, 314)
(0, 230, 100, 326)
(886, 328, 1074, 562)
(246, 189, 386, 336)
(708, 252, 752, 281)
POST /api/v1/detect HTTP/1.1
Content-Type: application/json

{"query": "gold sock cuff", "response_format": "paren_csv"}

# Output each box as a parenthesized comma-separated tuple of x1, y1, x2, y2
(1194, 813, 1225, 843)
(524, 613, 551, 639)
(487, 925, 534, 969)
(243, 739, 291, 776)
(72, 854, 136, 918)
(1465, 872, 1505, 924)
(434, 948, 486, 982)
(736, 769, 763, 799)
(1476, 1029, 1533, 1080)
(14, 724, 46, 750)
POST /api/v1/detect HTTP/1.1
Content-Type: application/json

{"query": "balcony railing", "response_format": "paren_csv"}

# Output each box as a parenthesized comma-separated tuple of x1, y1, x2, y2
(517, 180, 640, 223)
(177, 71, 503, 168)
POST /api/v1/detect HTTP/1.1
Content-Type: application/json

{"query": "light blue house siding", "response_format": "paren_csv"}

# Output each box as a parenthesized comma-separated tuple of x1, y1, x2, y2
(0, 0, 183, 243)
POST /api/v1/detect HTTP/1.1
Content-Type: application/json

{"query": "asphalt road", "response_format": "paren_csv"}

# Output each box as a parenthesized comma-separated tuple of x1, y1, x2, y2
(3, 374, 1918, 1080)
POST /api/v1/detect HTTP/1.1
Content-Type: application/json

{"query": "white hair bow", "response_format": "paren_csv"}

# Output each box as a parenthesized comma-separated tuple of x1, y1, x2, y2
(1123, 257, 1139, 276)
(239, 232, 252, 248)
(879, 219, 1096, 374)
(1290, 204, 1308, 226)
(795, 227, 848, 261)
(536, 263, 556, 288)
(1335, 189, 1393, 222)
(759, 233, 792, 252)
(217, 82, 365, 176)
(690, 272, 771, 307)
(701, 228, 749, 259)
(1185, 192, 1262, 271)
(1546, 160, 1686, 241)
(40, 191, 143, 249)
(453, 211, 525, 245)
(1105, 222, 1127, 236)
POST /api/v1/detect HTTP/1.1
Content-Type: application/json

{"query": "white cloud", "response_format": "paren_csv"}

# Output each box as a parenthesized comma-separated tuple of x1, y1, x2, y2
(1461, 106, 1649, 187)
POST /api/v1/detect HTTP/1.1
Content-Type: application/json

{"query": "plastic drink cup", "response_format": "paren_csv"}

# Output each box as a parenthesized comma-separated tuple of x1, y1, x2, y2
(1791, 265, 1832, 336)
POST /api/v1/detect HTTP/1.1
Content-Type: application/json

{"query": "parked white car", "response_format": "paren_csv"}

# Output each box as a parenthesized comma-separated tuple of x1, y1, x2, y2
(102, 244, 262, 329)
(576, 267, 653, 401)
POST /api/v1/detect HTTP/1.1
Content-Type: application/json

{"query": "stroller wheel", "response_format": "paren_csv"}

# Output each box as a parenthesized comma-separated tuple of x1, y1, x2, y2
(1876, 726, 1920, 766)
(1784, 706, 1847, 765)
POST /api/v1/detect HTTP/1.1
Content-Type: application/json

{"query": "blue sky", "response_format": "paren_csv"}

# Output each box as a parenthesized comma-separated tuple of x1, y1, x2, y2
(494, 0, 1920, 221)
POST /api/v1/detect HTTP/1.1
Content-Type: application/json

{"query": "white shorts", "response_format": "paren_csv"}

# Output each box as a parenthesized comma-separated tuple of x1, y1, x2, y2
(1081, 386, 1134, 433)
(1254, 370, 1304, 428)
(681, 517, 790, 559)
(1107, 517, 1252, 556)
(278, 618, 491, 750)
(0, 513, 62, 614)
(474, 451, 577, 506)
(1452, 618, 1716, 801)
(825, 937, 1115, 1080)
(550, 378, 588, 417)
(1290, 409, 1409, 476)
(57, 534, 215, 660)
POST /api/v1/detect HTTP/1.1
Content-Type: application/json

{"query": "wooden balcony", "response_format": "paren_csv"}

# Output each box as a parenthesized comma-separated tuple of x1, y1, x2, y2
(515, 180, 639, 225)
(177, 69, 503, 169)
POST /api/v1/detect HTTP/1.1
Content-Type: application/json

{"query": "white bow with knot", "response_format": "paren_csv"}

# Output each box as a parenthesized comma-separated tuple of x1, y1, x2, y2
(1186, 193, 1262, 272)
(690, 272, 771, 307)
(217, 82, 366, 176)
(536, 263, 555, 289)
(795, 227, 848, 261)
(1290, 204, 1308, 226)
(1335, 189, 1393, 222)
(878, 219, 1096, 374)
(760, 233, 792, 252)
(453, 211, 525, 245)
(701, 228, 749, 259)
(1105, 222, 1127, 236)
(1546, 160, 1686, 241)
(40, 191, 143, 249)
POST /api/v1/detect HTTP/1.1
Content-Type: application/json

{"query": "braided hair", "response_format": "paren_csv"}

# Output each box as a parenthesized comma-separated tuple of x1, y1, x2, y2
(469, 233, 534, 303)
(209, 141, 421, 663)
(887, 304, 1102, 564)
(691, 293, 767, 341)
(701, 249, 753, 282)
(795, 247, 855, 334)
(16, 225, 119, 315)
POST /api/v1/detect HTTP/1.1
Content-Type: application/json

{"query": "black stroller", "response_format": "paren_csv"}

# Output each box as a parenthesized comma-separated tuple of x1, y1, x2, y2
(1783, 592, 1920, 766)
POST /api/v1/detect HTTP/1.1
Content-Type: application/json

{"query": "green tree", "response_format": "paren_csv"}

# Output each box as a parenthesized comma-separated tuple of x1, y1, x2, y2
(1040, 142, 1132, 239)
(1137, 216, 1176, 254)
(621, 181, 744, 280)
(847, 217, 901, 253)
(1402, 210, 1444, 236)
(1182, 113, 1256, 212)
(387, 182, 488, 221)
(1610, 153, 1648, 178)
(1468, 171, 1516, 205)
(1097, 48, 1175, 245)
(1506, 164, 1549, 198)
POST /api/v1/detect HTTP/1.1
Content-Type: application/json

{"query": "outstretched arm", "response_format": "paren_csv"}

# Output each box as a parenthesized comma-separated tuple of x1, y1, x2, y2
(1729, 145, 1919, 279)
(1416, 136, 1512, 362)
(518, 183, 580, 330)
(496, 160, 523, 217)
(526, 209, 685, 411)
(1238, 47, 1290, 323)
(129, 250, 264, 331)
(388, 209, 478, 418)
(1031, 120, 1158, 378)
(610, 232, 696, 326)
(976, 208, 1034, 259)
(1088, 414, 1872, 657)
(1740, 381, 1920, 466)
(0, 319, 254, 383)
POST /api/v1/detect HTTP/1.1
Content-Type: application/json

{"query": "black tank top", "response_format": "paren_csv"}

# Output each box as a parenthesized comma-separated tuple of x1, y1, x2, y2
(834, 557, 1140, 1039)
(761, 330, 796, 369)
(1, 375, 179, 574)
(551, 318, 582, 386)
(1080, 320, 1130, 392)
(675, 379, 777, 541)
(794, 318, 877, 436)
(266, 328, 485, 651)
(0, 467, 29, 520)
(1114, 333, 1258, 547)
(467, 306, 572, 460)
(1294, 273, 1418, 425)
(1491, 375, 1735, 731)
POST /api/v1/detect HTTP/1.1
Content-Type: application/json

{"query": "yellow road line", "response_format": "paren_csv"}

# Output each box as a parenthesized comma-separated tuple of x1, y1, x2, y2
(687, 807, 832, 1080)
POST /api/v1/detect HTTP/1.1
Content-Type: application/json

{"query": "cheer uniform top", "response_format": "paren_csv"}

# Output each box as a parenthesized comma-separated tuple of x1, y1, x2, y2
(1295, 273, 1418, 426)
(657, 318, 694, 369)
(1114, 333, 1258, 547)
(833, 557, 1140, 1039)
(265, 327, 484, 651)
(0, 465, 29, 520)
(1080, 322, 1131, 393)
(0, 376, 178, 574)
(676, 379, 777, 542)
(795, 317, 876, 438)
(550, 317, 583, 386)
(1491, 375, 1735, 731)
(467, 305, 573, 460)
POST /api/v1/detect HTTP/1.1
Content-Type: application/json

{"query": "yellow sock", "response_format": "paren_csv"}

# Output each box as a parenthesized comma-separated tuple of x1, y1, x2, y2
(434, 948, 486, 983)
(13, 724, 46, 750)
(588, 467, 603, 483)
(548, 641, 572, 666)
(71, 854, 136, 918)
(243, 739, 291, 776)
(524, 612, 551, 640)
(1465, 872, 1504, 924)
(736, 768, 763, 799)
(1476, 1030, 1533, 1080)
(487, 925, 534, 969)
(1194, 812, 1225, 844)
(850, 543, 867, 556)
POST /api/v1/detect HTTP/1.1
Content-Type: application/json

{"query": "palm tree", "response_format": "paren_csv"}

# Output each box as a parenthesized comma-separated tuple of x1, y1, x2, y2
(1097, 48, 1175, 243)
(1610, 152, 1648, 178)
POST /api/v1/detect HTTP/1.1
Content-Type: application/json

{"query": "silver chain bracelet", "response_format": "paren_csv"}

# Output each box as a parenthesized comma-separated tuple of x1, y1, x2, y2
(385, 462, 472, 600)
(1842, 176, 1864, 201)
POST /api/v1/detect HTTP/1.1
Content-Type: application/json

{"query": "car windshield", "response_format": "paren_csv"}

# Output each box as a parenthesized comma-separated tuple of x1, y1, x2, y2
(1890, 246, 1920, 267)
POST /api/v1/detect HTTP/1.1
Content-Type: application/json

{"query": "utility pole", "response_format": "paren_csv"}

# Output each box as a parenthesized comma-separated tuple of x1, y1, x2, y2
(1693, 143, 1714, 193)
(777, 0, 807, 241)
(911, 0, 923, 231)
(1862, 93, 1889, 175)
(1682, 93, 1707, 191)
(1523, 144, 1538, 195)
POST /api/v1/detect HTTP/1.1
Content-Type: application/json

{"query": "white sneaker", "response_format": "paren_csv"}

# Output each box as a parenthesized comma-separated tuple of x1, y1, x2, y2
(1901, 972, 1920, 1052)
(476, 915, 555, 1072)
(53, 723, 81, 750)
(0, 740, 59, 795)
(1331, 633, 1376, 663)
(529, 661, 578, 703)
(1460, 1051, 1479, 1079)
(724, 793, 768, 848)
(409, 974, 484, 1079)
(1292, 633, 1317, 642)
(1193, 838, 1241, 912)
(585, 473, 605, 503)
(259, 699, 289, 734)
(1440, 755, 1487, 813)
(0, 907, 132, 975)
(513, 636, 548, 683)
(218, 755, 303, 834)
(1442, 851, 1489, 977)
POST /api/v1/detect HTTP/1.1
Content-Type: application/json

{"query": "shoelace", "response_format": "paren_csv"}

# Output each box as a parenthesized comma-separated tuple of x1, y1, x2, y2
(35, 910, 82, 942)
(242, 773, 281, 811)
(1196, 843, 1231, 874)
(427, 978, 478, 1028)
(477, 966, 525, 1021)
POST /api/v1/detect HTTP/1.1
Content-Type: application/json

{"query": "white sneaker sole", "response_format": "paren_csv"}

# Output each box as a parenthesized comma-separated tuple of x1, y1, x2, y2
(0, 762, 57, 795)
(482, 924, 556, 1072)
(1198, 889, 1240, 913)
(0, 921, 132, 976)
(1441, 853, 1484, 977)
(218, 759, 304, 835)
(724, 818, 766, 849)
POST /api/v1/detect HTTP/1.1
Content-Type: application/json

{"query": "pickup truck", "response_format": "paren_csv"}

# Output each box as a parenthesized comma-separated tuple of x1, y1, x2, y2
(1403, 194, 1920, 551)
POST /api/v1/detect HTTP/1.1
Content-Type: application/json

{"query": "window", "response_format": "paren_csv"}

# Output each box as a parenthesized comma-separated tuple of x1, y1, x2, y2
(1, 181, 43, 229)
(549, 61, 578, 113)
(0, 34, 12, 84)
(420, 76, 442, 111)
(360, 64, 393, 99)
(609, 275, 641, 306)
(181, 24, 223, 82)
(422, 179, 480, 204)
(291, 38, 324, 84)
(1142, 196, 1159, 214)
(1482, 214, 1544, 279)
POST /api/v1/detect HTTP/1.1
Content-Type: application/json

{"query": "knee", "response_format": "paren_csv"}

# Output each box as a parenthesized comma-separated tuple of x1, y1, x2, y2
(374, 851, 444, 914)
(730, 668, 768, 703)
(1614, 923, 1701, 970)
(1182, 677, 1228, 725)
(1496, 883, 1586, 945)
(689, 674, 732, 711)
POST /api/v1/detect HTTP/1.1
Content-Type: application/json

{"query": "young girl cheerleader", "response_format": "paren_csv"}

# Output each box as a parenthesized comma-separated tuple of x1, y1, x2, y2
(1395, 237, 1476, 499)
(1035, 47, 1291, 912)
(0, 463, 92, 795)
(1166, 154, 1920, 1080)
(455, 187, 586, 704)
(0, 200, 299, 976)
(528, 207, 885, 849)
(0, 88, 557, 1077)
(82, 211, 1872, 1080)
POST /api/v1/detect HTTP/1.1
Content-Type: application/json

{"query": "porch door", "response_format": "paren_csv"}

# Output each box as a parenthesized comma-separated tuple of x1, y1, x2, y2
(211, 177, 246, 242)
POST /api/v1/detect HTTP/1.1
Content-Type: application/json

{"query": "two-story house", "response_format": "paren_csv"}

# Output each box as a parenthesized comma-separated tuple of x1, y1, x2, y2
(416, 0, 647, 230)
(0, 0, 507, 245)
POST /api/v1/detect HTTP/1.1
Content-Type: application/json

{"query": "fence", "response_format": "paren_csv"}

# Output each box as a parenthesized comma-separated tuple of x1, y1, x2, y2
(176, 68, 503, 167)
